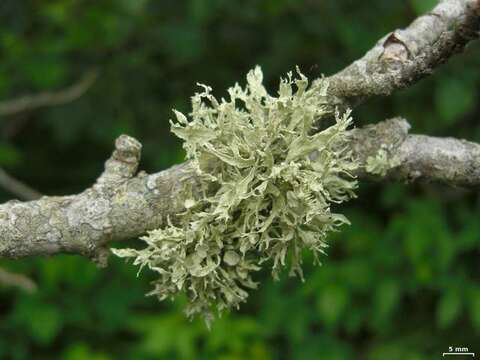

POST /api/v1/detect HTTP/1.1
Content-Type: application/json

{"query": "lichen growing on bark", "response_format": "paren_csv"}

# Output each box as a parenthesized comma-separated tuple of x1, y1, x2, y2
(113, 66, 359, 324)
(365, 144, 401, 176)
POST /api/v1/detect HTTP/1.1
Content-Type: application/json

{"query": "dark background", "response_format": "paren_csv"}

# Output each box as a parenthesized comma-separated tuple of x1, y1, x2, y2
(0, 0, 479, 359)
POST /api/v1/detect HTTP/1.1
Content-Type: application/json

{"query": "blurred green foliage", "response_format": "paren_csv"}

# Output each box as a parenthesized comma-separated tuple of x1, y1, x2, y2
(0, 0, 479, 359)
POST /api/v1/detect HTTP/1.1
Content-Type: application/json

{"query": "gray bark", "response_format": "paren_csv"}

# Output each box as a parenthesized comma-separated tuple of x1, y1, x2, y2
(321, 0, 480, 106)
(350, 118, 480, 187)
(1, 118, 480, 259)
(0, 136, 198, 261)
(0, 0, 479, 260)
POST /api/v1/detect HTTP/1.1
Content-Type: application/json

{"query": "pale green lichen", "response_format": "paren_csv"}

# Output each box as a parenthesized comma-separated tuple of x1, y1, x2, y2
(365, 144, 401, 176)
(113, 66, 359, 324)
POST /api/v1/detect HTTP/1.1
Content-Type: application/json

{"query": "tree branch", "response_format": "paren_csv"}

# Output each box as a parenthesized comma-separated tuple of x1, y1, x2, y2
(350, 118, 480, 187)
(1, 2, 479, 260)
(0, 168, 42, 201)
(0, 267, 37, 293)
(0, 135, 198, 259)
(0, 119, 478, 260)
(320, 0, 480, 106)
(0, 69, 98, 117)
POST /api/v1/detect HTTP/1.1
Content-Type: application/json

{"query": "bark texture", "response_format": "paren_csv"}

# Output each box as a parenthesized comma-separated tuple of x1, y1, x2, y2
(0, 0, 479, 259)
(0, 136, 199, 260)
(321, 0, 480, 106)
(1, 119, 480, 259)
(350, 118, 480, 187)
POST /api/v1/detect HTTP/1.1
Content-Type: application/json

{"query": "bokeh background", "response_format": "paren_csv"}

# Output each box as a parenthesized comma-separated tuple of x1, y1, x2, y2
(0, 0, 479, 359)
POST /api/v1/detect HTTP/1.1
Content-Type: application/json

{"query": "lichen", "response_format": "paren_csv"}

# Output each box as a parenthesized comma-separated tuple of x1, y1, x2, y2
(113, 66, 359, 325)
(365, 144, 401, 176)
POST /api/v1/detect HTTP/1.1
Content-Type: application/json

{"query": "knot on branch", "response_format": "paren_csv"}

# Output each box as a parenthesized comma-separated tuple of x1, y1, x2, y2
(381, 33, 411, 63)
(96, 135, 142, 189)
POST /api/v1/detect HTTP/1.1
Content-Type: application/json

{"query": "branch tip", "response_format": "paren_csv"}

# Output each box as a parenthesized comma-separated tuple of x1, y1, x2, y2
(325, 0, 480, 105)
(113, 134, 142, 164)
(96, 135, 142, 188)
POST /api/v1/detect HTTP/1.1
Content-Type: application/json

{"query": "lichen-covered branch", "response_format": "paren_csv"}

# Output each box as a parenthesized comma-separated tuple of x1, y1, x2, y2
(350, 118, 480, 187)
(1, 118, 479, 260)
(1, 1, 479, 265)
(321, 0, 480, 106)
(0, 136, 199, 260)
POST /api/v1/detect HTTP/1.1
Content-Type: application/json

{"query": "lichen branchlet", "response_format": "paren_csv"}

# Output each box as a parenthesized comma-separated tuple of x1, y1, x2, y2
(365, 144, 401, 176)
(113, 66, 359, 325)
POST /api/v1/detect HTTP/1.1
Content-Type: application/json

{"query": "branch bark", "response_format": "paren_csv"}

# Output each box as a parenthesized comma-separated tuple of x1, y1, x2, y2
(0, 69, 98, 117)
(1, 119, 479, 260)
(350, 118, 480, 187)
(0, 136, 197, 260)
(0, 0, 479, 260)
(321, 0, 480, 106)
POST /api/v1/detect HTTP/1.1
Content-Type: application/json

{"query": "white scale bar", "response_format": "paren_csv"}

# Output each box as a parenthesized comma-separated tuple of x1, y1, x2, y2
(442, 353, 475, 357)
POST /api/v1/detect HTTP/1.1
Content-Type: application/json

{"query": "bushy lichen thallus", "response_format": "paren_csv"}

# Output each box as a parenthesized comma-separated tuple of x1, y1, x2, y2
(113, 66, 395, 326)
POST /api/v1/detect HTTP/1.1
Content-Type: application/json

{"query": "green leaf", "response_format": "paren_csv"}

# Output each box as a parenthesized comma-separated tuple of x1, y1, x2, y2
(435, 78, 475, 125)
(409, 0, 437, 15)
(437, 290, 462, 329)
(468, 287, 480, 332)
(120, 0, 149, 14)
(62, 343, 112, 360)
(25, 59, 67, 88)
(17, 301, 62, 344)
(0, 142, 21, 166)
(373, 280, 400, 329)
(316, 284, 349, 327)
(41, 2, 70, 24)
(158, 22, 205, 64)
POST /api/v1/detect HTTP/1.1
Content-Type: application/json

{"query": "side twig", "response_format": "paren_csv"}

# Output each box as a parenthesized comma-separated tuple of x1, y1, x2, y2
(0, 69, 98, 117)
(0, 267, 37, 293)
(0, 168, 42, 200)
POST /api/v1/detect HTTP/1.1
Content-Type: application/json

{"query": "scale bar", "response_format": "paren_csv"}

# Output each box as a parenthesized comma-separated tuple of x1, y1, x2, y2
(442, 353, 475, 357)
